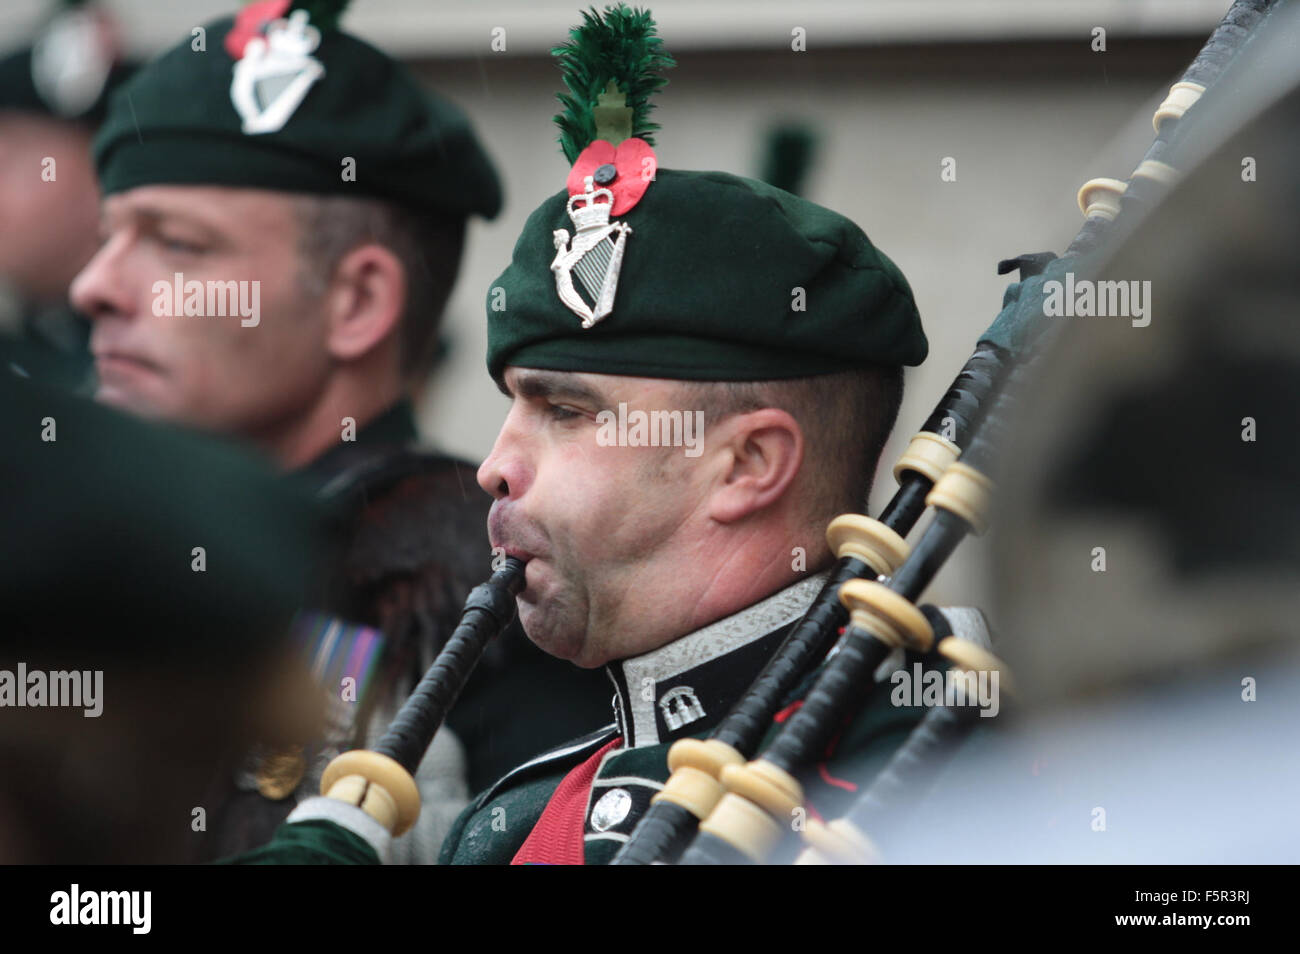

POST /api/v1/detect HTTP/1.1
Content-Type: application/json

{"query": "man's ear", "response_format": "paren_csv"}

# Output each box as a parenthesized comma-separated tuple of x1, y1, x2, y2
(323, 243, 406, 363)
(707, 408, 805, 524)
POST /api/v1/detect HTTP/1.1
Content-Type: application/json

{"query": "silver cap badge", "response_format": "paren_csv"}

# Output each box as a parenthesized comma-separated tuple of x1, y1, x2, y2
(550, 176, 633, 329)
(31, 8, 115, 119)
(230, 10, 325, 136)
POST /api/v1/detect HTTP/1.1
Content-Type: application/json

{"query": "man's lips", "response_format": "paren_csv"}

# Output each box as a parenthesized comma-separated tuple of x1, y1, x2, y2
(94, 351, 163, 376)
(488, 505, 545, 564)
(490, 546, 540, 600)
(488, 506, 550, 601)
(495, 545, 535, 562)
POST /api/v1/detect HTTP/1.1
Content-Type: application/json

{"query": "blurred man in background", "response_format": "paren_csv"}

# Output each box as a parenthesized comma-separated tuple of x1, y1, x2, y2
(0, 0, 133, 390)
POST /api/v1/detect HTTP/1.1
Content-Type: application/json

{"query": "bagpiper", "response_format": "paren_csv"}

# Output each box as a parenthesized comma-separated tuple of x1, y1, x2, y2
(233, 4, 993, 866)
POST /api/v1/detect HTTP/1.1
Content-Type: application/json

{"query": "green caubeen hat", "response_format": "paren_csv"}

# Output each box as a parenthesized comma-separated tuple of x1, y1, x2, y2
(486, 5, 926, 382)
(92, 0, 500, 219)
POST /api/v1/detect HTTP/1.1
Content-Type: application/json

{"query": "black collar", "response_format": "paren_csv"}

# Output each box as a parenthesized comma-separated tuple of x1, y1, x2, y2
(299, 399, 420, 495)
(604, 573, 828, 748)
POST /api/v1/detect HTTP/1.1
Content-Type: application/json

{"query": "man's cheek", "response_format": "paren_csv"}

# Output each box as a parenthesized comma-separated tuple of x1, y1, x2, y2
(552, 487, 606, 554)
(172, 328, 242, 411)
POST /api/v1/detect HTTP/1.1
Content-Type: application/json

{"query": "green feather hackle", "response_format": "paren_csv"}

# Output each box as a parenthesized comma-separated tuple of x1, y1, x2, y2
(552, 5, 676, 164)
(288, 0, 351, 32)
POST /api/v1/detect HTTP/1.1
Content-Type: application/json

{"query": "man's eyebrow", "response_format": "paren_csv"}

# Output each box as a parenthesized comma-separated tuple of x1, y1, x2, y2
(104, 202, 219, 234)
(506, 370, 607, 405)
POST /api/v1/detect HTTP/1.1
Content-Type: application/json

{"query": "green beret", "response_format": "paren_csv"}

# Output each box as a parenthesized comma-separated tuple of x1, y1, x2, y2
(94, 5, 500, 220)
(0, 49, 133, 122)
(486, 168, 926, 382)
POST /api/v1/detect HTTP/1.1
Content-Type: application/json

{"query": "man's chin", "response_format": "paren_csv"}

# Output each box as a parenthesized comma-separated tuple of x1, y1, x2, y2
(96, 385, 157, 418)
(518, 603, 599, 668)
(94, 380, 175, 421)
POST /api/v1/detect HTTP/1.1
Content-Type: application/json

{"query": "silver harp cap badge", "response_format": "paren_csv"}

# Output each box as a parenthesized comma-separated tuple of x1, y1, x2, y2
(230, 9, 325, 136)
(550, 177, 633, 329)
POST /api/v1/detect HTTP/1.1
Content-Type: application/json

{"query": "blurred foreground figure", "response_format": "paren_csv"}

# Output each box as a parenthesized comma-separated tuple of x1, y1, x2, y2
(878, 7, 1300, 863)
(0, 0, 133, 391)
(0, 372, 329, 863)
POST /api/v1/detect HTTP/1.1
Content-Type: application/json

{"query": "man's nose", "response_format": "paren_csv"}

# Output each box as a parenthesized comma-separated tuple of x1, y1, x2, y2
(69, 236, 135, 322)
(477, 413, 530, 502)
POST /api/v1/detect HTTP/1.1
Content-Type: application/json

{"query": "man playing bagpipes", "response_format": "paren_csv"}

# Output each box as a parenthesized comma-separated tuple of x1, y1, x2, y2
(234, 0, 1295, 866)
(233, 4, 996, 866)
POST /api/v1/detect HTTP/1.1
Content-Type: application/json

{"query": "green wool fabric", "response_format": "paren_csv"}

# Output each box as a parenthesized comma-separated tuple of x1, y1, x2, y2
(486, 169, 926, 382)
(0, 47, 132, 122)
(0, 49, 44, 113)
(439, 770, 566, 865)
(93, 16, 501, 219)
(0, 369, 329, 659)
(218, 820, 380, 865)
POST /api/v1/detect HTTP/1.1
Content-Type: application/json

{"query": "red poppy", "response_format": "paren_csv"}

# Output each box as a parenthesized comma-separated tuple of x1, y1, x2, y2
(224, 0, 291, 60)
(566, 138, 657, 216)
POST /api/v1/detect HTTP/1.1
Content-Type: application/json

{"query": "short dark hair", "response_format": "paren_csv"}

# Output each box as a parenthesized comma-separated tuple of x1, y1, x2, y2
(684, 366, 904, 521)
(292, 195, 466, 381)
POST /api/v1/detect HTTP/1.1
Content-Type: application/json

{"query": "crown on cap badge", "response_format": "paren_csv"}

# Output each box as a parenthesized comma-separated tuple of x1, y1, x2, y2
(550, 176, 633, 329)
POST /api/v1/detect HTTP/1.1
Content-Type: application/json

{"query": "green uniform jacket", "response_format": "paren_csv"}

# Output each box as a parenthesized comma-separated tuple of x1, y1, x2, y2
(439, 575, 966, 865)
